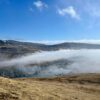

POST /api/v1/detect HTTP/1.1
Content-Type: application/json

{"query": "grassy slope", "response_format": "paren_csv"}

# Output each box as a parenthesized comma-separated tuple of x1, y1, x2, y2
(0, 74, 100, 100)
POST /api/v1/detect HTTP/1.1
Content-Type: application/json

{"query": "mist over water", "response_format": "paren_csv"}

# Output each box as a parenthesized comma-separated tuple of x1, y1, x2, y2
(0, 49, 100, 77)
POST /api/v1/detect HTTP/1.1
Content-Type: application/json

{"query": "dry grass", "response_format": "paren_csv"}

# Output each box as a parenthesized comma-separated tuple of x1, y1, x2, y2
(0, 74, 100, 100)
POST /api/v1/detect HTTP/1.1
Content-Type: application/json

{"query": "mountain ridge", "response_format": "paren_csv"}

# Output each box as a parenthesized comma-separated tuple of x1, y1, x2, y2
(1, 39, 100, 58)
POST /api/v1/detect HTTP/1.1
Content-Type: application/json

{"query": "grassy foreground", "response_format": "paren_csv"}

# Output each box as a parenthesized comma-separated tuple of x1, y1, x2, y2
(0, 74, 100, 100)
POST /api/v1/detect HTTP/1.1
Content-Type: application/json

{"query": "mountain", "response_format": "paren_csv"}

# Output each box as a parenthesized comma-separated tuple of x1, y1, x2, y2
(0, 40, 100, 100)
(0, 40, 45, 58)
(1, 40, 100, 58)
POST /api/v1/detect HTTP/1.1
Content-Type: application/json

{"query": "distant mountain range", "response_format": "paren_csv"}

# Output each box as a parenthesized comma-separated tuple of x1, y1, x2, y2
(1, 40, 100, 58)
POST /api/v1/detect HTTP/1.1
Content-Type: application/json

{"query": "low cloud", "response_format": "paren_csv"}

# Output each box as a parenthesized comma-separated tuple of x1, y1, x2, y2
(0, 49, 100, 77)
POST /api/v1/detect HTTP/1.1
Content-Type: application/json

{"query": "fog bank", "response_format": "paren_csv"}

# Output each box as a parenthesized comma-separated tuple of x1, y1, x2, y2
(0, 49, 100, 77)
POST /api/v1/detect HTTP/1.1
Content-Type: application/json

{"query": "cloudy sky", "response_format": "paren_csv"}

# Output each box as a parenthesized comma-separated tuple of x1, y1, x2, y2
(0, 0, 100, 41)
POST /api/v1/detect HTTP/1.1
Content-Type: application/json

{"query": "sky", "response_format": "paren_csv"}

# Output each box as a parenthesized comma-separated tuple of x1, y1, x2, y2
(0, 0, 100, 41)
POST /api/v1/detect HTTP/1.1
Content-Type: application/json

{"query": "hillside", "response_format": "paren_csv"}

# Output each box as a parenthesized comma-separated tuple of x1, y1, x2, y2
(0, 74, 100, 100)
(0, 40, 100, 100)
(1, 40, 100, 58)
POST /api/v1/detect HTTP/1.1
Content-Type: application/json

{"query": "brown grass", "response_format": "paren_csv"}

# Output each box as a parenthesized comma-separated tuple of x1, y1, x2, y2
(0, 73, 100, 100)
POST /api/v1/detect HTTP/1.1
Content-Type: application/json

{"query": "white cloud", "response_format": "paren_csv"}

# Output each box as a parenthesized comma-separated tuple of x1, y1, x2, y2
(58, 6, 80, 20)
(33, 0, 48, 11)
